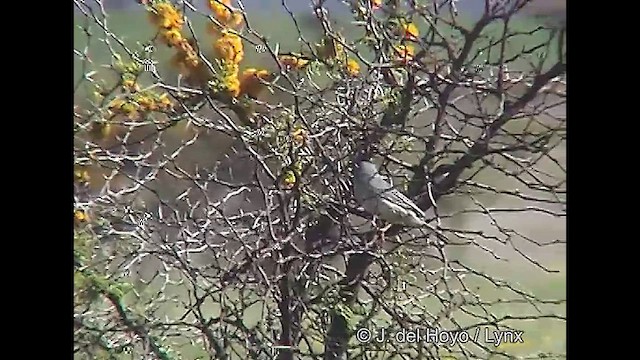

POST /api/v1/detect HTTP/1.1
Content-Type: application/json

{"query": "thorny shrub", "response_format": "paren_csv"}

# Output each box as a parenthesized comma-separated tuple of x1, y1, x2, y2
(74, 1, 566, 359)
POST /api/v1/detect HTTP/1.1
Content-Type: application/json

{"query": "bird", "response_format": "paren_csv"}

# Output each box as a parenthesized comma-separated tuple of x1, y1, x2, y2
(352, 158, 427, 228)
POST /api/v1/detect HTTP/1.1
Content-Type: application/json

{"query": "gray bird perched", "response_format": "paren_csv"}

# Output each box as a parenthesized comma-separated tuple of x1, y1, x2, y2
(353, 159, 427, 227)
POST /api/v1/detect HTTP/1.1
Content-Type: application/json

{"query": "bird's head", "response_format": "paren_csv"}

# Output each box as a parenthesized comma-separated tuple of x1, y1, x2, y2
(353, 159, 378, 177)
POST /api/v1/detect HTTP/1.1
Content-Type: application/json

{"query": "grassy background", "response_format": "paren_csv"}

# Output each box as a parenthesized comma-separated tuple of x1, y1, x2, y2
(74, 7, 565, 359)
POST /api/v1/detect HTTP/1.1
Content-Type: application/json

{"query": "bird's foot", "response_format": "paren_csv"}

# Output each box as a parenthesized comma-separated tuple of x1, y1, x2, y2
(374, 223, 392, 248)
(370, 216, 379, 229)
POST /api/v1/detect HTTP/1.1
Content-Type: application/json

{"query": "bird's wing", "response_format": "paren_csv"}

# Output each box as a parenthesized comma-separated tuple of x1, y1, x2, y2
(365, 172, 394, 192)
(367, 173, 426, 217)
(381, 188, 426, 217)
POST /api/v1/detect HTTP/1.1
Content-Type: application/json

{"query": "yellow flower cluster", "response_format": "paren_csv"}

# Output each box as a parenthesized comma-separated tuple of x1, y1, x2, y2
(315, 35, 363, 78)
(291, 127, 307, 146)
(346, 58, 360, 77)
(393, 44, 415, 64)
(74, 209, 89, 224)
(122, 78, 140, 92)
(74, 167, 91, 185)
(214, 30, 244, 64)
(148, 2, 183, 29)
(278, 53, 311, 70)
(108, 92, 173, 120)
(391, 19, 419, 65)
(207, 1, 247, 97)
(221, 62, 241, 97)
(401, 21, 419, 40)
(239, 68, 271, 99)
(207, 1, 270, 99)
(279, 39, 358, 78)
(281, 161, 303, 190)
(121, 73, 141, 92)
(207, 0, 243, 34)
(281, 170, 297, 189)
(147, 2, 199, 69)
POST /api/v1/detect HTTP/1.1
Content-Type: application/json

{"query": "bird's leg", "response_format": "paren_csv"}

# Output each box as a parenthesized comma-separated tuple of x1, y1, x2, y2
(368, 216, 384, 249)
(371, 215, 379, 229)
(375, 222, 393, 248)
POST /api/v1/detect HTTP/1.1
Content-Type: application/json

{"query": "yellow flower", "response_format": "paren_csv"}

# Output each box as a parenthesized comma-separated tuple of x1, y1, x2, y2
(291, 127, 307, 145)
(158, 93, 173, 109)
(371, 0, 382, 10)
(121, 102, 138, 112)
(120, 102, 140, 119)
(185, 52, 199, 67)
(161, 28, 184, 47)
(208, 6, 243, 34)
(176, 37, 194, 53)
(224, 76, 240, 97)
(74, 209, 89, 223)
(122, 78, 140, 92)
(401, 22, 419, 40)
(108, 98, 125, 110)
(239, 68, 271, 99)
(281, 170, 297, 190)
(393, 44, 415, 64)
(221, 62, 241, 97)
(175, 39, 192, 55)
(74, 169, 91, 184)
(171, 39, 201, 73)
(278, 53, 311, 70)
(148, 2, 184, 29)
(209, 0, 232, 22)
(135, 94, 155, 111)
(346, 58, 360, 76)
(179, 41, 200, 67)
(214, 31, 244, 64)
